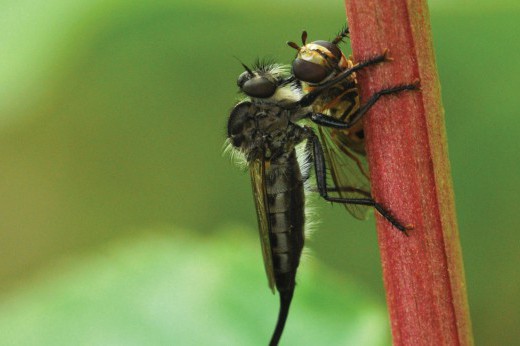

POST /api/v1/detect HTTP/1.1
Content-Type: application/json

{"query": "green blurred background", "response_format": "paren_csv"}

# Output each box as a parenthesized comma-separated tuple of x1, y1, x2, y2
(0, 0, 519, 345)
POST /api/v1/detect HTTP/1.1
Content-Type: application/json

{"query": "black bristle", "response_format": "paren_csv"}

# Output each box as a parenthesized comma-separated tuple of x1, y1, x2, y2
(253, 57, 277, 72)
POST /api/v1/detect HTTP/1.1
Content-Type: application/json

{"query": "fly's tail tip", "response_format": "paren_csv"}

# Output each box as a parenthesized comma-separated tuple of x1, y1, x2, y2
(269, 288, 295, 346)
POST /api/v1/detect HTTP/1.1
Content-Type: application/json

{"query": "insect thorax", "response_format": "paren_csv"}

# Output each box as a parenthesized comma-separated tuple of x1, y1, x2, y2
(228, 101, 308, 162)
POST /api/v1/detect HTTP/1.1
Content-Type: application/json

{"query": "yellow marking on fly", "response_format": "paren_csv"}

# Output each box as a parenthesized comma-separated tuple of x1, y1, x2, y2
(299, 43, 334, 67)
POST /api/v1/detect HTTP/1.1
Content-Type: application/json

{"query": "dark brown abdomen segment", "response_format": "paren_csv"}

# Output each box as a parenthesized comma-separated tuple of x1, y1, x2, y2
(265, 151, 305, 293)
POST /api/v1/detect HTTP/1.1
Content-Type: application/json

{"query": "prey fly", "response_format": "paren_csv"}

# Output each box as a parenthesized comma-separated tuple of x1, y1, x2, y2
(226, 49, 417, 345)
(287, 27, 419, 222)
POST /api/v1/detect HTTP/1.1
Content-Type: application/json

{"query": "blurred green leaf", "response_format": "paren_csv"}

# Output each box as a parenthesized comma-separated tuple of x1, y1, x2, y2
(0, 227, 389, 346)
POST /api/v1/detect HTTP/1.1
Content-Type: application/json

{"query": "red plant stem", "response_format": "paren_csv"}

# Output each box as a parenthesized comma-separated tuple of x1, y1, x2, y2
(343, 1, 473, 345)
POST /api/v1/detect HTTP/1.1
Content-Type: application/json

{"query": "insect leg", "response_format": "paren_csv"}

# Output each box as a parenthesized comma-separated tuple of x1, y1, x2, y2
(337, 90, 358, 121)
(307, 82, 420, 129)
(305, 127, 409, 233)
(289, 52, 390, 109)
(307, 112, 355, 129)
(347, 82, 420, 127)
(332, 26, 349, 44)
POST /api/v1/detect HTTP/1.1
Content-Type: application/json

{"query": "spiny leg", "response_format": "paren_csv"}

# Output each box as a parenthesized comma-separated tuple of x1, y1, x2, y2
(290, 52, 391, 109)
(309, 82, 419, 129)
(347, 82, 420, 128)
(337, 89, 358, 121)
(332, 26, 349, 44)
(305, 128, 409, 234)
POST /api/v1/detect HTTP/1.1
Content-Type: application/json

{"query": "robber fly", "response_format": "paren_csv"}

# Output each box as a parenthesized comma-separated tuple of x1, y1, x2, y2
(287, 27, 419, 221)
(226, 53, 415, 345)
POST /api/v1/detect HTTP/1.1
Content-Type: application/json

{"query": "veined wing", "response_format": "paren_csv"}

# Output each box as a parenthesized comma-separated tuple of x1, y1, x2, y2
(249, 159, 275, 292)
(317, 125, 372, 220)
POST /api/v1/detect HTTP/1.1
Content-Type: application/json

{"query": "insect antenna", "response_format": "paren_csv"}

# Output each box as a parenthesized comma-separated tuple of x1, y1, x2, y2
(233, 56, 255, 76)
(242, 63, 254, 76)
(287, 41, 301, 52)
(269, 288, 295, 346)
(301, 30, 308, 45)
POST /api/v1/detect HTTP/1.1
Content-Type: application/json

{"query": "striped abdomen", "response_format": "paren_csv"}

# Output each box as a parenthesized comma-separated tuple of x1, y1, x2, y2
(265, 150, 305, 293)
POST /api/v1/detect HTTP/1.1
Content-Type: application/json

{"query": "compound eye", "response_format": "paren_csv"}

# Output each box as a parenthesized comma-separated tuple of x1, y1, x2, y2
(237, 71, 250, 88)
(242, 77, 276, 98)
(292, 58, 329, 84)
(313, 40, 342, 60)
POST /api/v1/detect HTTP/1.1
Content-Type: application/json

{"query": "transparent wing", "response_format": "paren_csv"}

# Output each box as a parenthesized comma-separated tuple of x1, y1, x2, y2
(249, 159, 275, 292)
(316, 125, 372, 220)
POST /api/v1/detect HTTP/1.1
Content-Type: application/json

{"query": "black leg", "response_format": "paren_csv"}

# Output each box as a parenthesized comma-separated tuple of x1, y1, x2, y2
(337, 90, 358, 121)
(308, 82, 420, 129)
(287, 52, 390, 110)
(306, 128, 409, 234)
(308, 112, 352, 129)
(346, 83, 419, 127)
(332, 26, 349, 44)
